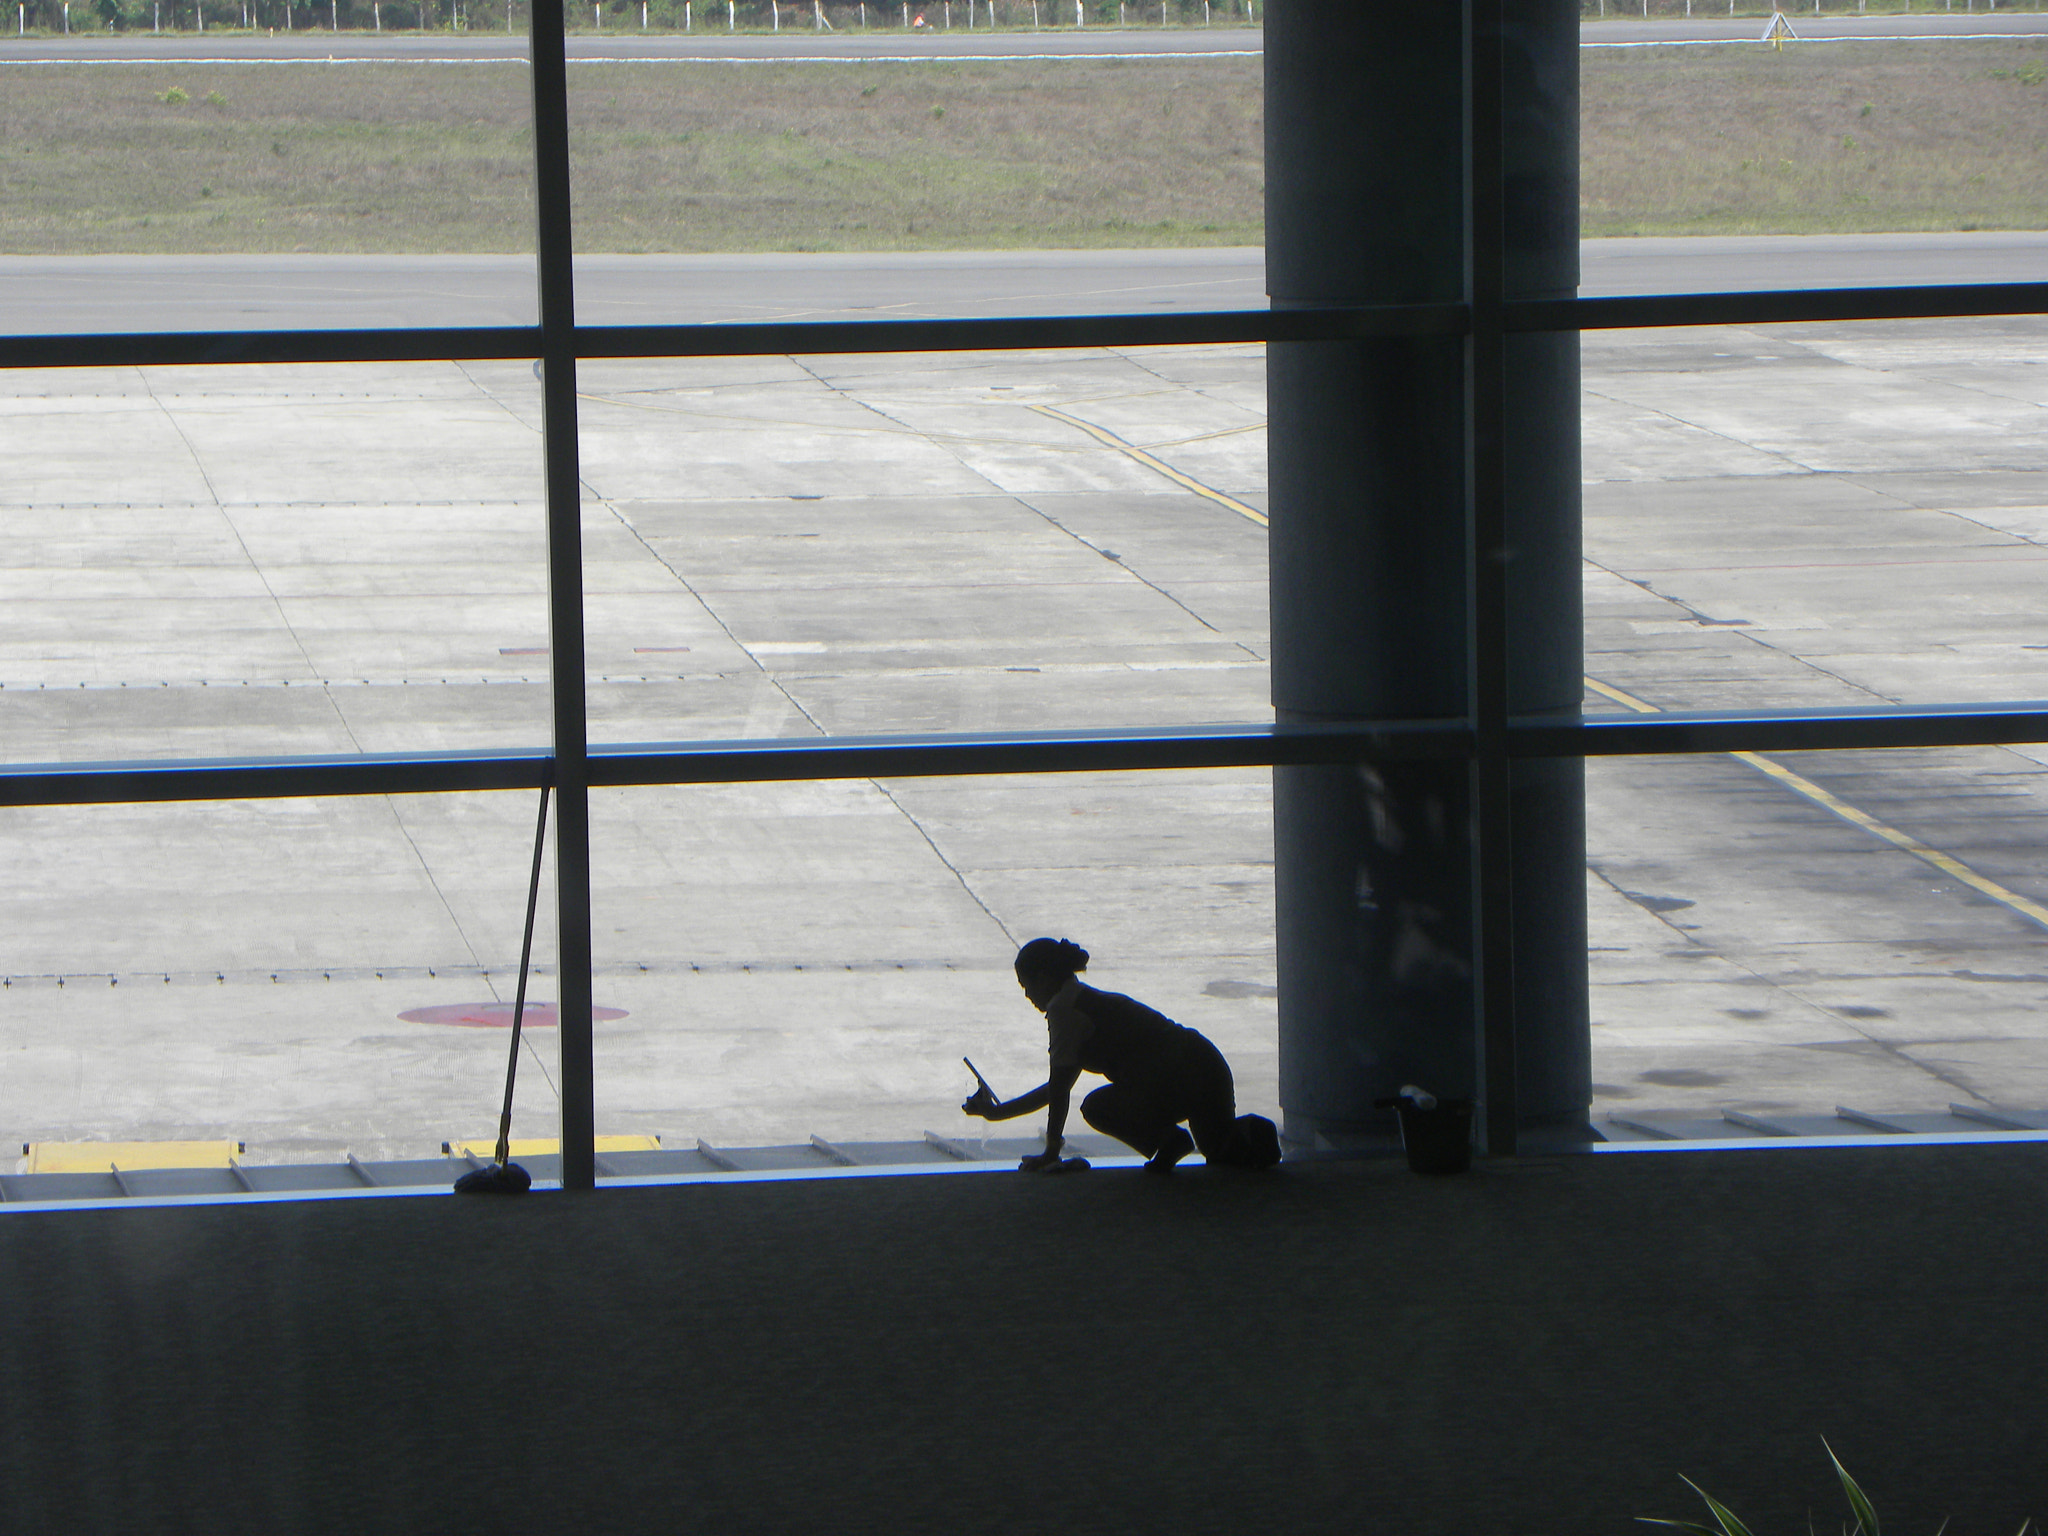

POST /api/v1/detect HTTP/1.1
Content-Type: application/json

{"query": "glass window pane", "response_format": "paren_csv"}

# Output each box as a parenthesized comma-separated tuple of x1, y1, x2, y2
(1580, 36, 2048, 252)
(578, 344, 1270, 743)
(0, 360, 551, 763)
(1588, 746, 2048, 1139)
(563, 50, 1265, 322)
(0, 59, 536, 334)
(588, 769, 1276, 1152)
(0, 792, 564, 1165)
(1583, 313, 2048, 713)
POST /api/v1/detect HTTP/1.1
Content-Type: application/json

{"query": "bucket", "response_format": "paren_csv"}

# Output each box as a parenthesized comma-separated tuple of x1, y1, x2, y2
(1393, 1098, 1473, 1176)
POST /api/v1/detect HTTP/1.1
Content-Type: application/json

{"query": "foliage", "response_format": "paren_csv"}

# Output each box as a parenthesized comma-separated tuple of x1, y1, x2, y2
(1640, 1442, 2037, 1536)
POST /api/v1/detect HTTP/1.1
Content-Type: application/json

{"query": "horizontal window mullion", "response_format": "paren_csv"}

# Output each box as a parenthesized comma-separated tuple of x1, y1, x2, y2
(0, 722, 1472, 808)
(7, 282, 2042, 373)
(0, 305, 1466, 374)
(10, 704, 2048, 807)
(1514, 282, 2048, 333)
(0, 752, 550, 808)
(588, 721, 1472, 786)
(0, 327, 544, 371)
(1515, 705, 2048, 759)
(575, 303, 1470, 360)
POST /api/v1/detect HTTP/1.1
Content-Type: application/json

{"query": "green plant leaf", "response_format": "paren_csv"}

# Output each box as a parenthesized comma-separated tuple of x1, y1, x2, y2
(1643, 1476, 1758, 1536)
(1689, 1480, 1759, 1536)
(1823, 1440, 1879, 1536)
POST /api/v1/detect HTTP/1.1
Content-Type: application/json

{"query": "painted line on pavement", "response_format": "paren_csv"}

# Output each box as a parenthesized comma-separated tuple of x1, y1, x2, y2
(1583, 31, 2040, 47)
(1025, 401, 1267, 526)
(1585, 674, 2048, 933)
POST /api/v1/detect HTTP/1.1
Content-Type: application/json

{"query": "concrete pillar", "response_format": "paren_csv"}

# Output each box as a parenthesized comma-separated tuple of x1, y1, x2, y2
(1267, 2, 1587, 1146)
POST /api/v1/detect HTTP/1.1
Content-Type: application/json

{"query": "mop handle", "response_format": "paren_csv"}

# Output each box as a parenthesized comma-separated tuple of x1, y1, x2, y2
(495, 782, 552, 1168)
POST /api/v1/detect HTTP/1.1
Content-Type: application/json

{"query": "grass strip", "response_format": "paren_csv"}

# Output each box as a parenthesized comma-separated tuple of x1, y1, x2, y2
(0, 40, 2040, 255)
(1581, 38, 2048, 236)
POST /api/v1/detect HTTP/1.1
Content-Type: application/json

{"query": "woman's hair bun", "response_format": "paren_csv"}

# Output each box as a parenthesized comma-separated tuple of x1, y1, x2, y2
(1016, 936, 1089, 978)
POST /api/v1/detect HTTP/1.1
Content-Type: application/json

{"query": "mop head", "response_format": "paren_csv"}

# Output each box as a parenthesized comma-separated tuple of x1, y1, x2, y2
(454, 1161, 532, 1195)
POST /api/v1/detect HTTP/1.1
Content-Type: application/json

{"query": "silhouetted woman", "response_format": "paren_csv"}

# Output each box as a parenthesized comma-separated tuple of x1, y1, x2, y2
(963, 938, 1281, 1174)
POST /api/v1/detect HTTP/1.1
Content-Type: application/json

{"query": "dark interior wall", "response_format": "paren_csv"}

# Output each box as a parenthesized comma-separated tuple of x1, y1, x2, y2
(4, 1149, 2045, 1535)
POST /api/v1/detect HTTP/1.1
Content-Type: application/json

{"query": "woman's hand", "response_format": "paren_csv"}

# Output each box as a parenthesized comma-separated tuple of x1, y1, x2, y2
(1017, 1149, 1065, 1173)
(961, 1084, 1001, 1119)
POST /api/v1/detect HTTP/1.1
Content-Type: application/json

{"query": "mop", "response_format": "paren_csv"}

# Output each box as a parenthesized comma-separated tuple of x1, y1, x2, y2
(454, 784, 551, 1196)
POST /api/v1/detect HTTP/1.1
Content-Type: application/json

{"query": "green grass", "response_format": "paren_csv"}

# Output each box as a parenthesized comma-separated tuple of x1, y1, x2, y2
(1582, 38, 2048, 236)
(566, 60, 1264, 250)
(0, 40, 2041, 254)
(0, 58, 1263, 253)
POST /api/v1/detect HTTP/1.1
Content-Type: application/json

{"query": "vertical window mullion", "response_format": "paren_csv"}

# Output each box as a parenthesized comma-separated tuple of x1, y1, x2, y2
(529, 0, 597, 1191)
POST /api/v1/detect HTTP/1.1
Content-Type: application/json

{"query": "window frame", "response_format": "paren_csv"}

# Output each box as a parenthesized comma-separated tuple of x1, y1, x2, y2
(2, 3, 2043, 1179)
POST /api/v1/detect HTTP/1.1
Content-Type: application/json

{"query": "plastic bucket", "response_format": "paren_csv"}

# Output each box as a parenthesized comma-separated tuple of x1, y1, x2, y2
(1394, 1099, 1473, 1175)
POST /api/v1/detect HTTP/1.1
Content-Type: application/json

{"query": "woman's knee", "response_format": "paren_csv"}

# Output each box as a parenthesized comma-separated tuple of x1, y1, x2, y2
(1079, 1084, 1127, 1135)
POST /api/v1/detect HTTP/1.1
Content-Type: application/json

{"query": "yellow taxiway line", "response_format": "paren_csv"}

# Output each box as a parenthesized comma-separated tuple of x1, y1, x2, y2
(1026, 402, 1269, 527)
(1585, 675, 2048, 933)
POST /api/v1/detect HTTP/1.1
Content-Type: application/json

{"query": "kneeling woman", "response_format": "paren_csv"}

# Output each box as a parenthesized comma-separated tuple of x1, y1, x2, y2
(963, 938, 1281, 1174)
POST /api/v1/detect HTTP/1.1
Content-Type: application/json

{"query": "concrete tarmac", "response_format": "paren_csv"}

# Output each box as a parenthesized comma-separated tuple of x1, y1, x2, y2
(2, 239, 2045, 1163)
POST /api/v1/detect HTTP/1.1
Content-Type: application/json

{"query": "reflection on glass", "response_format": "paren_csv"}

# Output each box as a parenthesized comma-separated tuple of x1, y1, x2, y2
(0, 361, 551, 762)
(577, 344, 1270, 743)
(0, 792, 562, 1163)
(587, 769, 1275, 1149)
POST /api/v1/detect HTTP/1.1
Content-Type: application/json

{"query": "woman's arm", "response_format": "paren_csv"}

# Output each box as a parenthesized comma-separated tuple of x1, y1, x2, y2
(1016, 1066, 1082, 1170)
(964, 1079, 1051, 1121)
(964, 1066, 1084, 1169)
(1042, 1067, 1076, 1147)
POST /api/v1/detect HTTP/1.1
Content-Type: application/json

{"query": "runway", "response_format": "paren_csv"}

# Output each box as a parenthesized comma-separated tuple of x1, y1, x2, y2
(4, 233, 2045, 334)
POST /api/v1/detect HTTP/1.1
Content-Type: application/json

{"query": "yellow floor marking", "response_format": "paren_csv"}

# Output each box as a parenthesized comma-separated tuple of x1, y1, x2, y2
(1025, 402, 1269, 527)
(24, 1140, 242, 1174)
(1585, 675, 2048, 933)
(445, 1135, 662, 1159)
(1144, 421, 1269, 448)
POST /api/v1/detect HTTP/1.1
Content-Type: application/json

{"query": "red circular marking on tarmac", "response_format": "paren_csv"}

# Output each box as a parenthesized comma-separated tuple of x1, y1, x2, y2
(398, 1002, 630, 1028)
